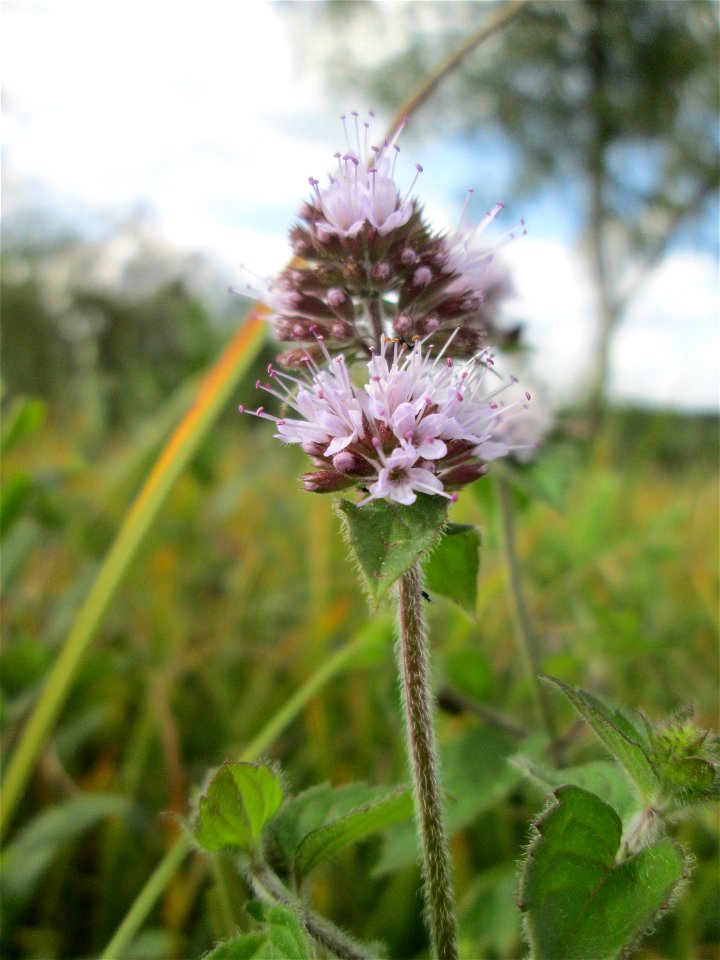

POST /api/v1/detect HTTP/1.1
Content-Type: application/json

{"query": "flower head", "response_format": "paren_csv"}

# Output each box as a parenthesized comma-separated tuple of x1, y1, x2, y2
(232, 112, 523, 365)
(240, 334, 538, 506)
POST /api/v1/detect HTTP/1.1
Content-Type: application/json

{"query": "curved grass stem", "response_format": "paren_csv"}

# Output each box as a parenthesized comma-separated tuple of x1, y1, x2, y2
(0, 315, 269, 841)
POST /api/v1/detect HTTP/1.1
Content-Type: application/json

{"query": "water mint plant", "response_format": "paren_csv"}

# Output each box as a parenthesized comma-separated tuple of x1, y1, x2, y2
(229, 112, 538, 960)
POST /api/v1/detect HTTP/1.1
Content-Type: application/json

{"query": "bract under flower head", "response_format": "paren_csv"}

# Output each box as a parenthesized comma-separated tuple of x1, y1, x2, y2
(240, 334, 539, 506)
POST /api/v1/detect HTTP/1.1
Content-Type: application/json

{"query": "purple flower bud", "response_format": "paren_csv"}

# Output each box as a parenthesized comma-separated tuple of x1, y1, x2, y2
(327, 287, 347, 308)
(413, 266, 433, 287)
(394, 313, 412, 334)
(301, 470, 355, 493)
(372, 261, 392, 281)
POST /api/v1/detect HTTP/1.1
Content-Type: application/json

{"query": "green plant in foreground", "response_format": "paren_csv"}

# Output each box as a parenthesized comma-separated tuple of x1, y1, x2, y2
(515, 678, 719, 960)
(186, 112, 718, 960)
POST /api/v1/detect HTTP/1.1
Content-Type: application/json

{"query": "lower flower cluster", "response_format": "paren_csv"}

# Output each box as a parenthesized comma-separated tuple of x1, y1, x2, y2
(240, 334, 537, 506)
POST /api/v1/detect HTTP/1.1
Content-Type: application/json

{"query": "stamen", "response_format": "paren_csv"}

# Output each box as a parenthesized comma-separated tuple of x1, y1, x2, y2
(403, 163, 423, 203)
(457, 188, 474, 231)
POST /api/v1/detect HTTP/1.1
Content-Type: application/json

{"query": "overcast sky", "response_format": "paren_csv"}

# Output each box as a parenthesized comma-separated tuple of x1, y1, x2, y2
(2, 0, 718, 411)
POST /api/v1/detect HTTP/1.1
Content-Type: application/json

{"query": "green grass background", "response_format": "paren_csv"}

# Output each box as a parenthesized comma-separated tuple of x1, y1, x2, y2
(2, 316, 718, 959)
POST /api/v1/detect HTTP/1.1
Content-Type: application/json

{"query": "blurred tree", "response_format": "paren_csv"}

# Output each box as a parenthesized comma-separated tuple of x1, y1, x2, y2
(281, 0, 719, 414)
(1, 228, 223, 432)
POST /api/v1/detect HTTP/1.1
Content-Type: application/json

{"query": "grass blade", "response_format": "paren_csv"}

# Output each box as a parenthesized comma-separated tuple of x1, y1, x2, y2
(0, 312, 268, 840)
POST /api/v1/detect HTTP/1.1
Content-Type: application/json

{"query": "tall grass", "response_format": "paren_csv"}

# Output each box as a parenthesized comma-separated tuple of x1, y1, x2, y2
(2, 353, 717, 957)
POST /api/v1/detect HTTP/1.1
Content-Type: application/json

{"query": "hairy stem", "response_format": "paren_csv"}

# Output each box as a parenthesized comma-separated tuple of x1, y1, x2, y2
(397, 564, 458, 960)
(250, 860, 369, 960)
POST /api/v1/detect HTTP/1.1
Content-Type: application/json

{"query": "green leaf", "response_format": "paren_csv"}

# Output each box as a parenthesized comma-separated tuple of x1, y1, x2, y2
(0, 396, 47, 456)
(520, 785, 687, 960)
(194, 763, 283, 853)
(336, 494, 448, 605)
(204, 903, 308, 959)
(459, 863, 521, 958)
(292, 787, 414, 882)
(1, 794, 130, 908)
(375, 725, 520, 874)
(423, 522, 480, 612)
(511, 756, 641, 824)
(445, 648, 494, 702)
(541, 676, 661, 803)
(204, 933, 268, 959)
(268, 782, 413, 877)
(0, 472, 33, 538)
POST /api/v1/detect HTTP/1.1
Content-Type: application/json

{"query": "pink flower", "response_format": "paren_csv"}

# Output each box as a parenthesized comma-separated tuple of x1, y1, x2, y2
(443, 196, 522, 302)
(240, 333, 540, 506)
(308, 113, 417, 239)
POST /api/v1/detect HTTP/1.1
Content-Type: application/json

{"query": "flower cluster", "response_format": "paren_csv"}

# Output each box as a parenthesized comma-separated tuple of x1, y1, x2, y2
(240, 334, 537, 506)
(233, 112, 521, 367)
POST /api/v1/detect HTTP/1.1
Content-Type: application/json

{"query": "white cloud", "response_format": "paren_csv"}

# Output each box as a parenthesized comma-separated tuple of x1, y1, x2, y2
(610, 251, 719, 410)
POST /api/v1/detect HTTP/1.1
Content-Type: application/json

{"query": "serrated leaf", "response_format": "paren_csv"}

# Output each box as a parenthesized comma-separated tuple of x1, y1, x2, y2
(204, 904, 308, 960)
(194, 763, 283, 853)
(293, 787, 413, 882)
(423, 522, 480, 612)
(521, 785, 687, 960)
(542, 676, 660, 803)
(336, 494, 448, 605)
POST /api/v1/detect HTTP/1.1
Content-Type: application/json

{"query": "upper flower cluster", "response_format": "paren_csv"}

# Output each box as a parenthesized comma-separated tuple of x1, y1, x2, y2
(233, 112, 521, 367)
(240, 334, 537, 506)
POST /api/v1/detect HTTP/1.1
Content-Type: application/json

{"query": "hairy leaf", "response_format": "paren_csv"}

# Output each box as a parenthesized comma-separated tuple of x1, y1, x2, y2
(336, 494, 447, 605)
(268, 782, 413, 881)
(520, 785, 687, 960)
(542, 676, 661, 803)
(293, 788, 413, 882)
(194, 763, 283, 853)
(203, 903, 308, 959)
(511, 756, 641, 823)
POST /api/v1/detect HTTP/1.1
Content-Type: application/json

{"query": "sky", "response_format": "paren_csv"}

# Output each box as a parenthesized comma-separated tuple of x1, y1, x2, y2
(2, 0, 718, 411)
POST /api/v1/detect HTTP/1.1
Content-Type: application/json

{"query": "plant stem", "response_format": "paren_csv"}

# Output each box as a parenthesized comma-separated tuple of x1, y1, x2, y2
(250, 860, 369, 960)
(367, 296, 384, 350)
(496, 476, 561, 761)
(397, 564, 458, 960)
(385, 0, 532, 136)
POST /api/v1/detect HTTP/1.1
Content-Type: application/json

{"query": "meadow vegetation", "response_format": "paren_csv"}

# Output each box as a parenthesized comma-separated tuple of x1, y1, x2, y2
(1, 254, 717, 958)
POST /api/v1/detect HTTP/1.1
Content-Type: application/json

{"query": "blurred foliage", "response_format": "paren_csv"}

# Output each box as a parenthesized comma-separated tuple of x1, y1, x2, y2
(1, 231, 224, 434)
(1, 233, 718, 956)
(1, 204, 718, 958)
